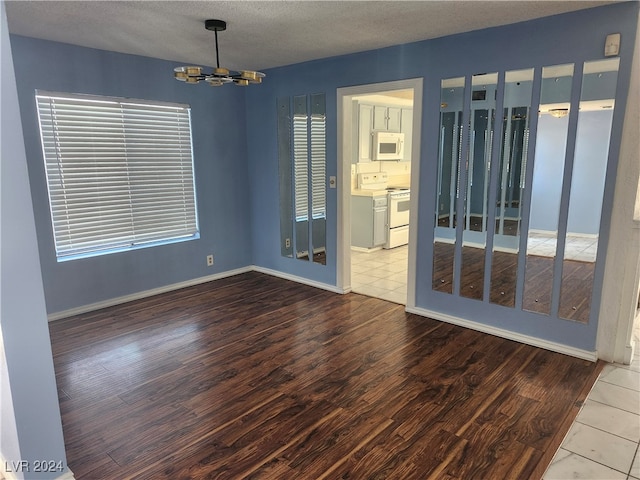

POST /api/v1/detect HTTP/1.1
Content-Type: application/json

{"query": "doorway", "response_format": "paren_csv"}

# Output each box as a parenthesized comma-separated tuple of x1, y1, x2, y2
(337, 79, 423, 307)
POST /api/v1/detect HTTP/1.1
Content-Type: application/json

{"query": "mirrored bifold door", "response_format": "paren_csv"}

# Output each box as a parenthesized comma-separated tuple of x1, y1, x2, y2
(433, 59, 620, 325)
(277, 93, 327, 265)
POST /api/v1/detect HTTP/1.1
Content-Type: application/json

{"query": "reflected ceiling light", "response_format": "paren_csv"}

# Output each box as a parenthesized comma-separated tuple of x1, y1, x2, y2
(174, 19, 265, 87)
(548, 108, 569, 118)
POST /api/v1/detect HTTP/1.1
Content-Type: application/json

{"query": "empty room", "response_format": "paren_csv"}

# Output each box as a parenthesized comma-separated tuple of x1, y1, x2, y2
(2, 1, 639, 479)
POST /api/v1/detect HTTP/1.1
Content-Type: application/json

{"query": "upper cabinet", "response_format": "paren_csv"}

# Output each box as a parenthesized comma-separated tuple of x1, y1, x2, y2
(357, 102, 412, 162)
(373, 105, 402, 132)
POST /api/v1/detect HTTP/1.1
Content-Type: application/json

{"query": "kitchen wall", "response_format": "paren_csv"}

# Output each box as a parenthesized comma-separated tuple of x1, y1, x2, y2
(10, 35, 253, 315)
(353, 161, 411, 191)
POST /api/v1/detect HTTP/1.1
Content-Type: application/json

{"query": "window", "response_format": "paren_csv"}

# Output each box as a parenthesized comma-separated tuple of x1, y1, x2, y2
(36, 91, 199, 260)
(293, 112, 309, 222)
(292, 96, 326, 223)
(310, 111, 326, 220)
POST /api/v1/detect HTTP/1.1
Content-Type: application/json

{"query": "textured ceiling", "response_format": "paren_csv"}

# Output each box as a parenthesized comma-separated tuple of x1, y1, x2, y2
(5, 1, 617, 72)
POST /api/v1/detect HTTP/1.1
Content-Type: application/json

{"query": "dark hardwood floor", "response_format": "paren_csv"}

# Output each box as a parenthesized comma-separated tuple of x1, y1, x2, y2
(49, 272, 602, 479)
(433, 242, 594, 321)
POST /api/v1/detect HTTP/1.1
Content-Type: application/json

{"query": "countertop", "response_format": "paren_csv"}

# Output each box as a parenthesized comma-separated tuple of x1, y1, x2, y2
(351, 186, 410, 197)
(351, 189, 389, 197)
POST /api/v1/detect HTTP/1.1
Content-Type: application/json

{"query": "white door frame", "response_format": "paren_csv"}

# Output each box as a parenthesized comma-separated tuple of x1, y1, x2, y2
(337, 78, 423, 308)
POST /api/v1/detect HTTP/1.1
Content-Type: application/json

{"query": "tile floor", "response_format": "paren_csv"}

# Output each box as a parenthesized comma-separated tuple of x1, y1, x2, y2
(351, 243, 640, 480)
(528, 231, 598, 262)
(351, 245, 408, 305)
(544, 322, 640, 480)
(350, 232, 599, 304)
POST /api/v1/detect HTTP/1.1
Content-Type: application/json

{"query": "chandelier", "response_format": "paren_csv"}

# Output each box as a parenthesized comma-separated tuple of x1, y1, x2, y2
(174, 19, 265, 87)
(548, 108, 569, 118)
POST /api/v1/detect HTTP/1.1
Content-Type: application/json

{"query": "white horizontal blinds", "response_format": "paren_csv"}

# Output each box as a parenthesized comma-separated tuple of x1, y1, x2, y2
(293, 95, 309, 222)
(310, 113, 326, 219)
(293, 113, 309, 221)
(36, 93, 198, 258)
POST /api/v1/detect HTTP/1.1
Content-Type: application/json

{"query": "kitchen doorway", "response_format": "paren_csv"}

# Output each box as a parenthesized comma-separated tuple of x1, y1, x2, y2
(337, 79, 423, 307)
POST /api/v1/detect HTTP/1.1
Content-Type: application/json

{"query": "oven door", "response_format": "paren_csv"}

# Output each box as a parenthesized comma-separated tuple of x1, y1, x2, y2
(385, 225, 409, 249)
(388, 195, 410, 228)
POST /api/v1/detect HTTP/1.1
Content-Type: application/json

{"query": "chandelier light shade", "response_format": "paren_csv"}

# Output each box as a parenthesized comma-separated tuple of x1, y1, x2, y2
(174, 19, 265, 87)
(548, 108, 569, 118)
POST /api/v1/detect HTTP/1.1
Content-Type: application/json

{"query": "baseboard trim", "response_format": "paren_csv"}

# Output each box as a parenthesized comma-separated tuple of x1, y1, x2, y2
(47, 265, 349, 321)
(252, 266, 347, 294)
(47, 267, 253, 321)
(406, 306, 598, 362)
(56, 469, 75, 480)
(624, 338, 636, 365)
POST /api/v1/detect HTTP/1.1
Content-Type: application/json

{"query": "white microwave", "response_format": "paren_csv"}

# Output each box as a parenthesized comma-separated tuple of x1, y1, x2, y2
(373, 131, 404, 160)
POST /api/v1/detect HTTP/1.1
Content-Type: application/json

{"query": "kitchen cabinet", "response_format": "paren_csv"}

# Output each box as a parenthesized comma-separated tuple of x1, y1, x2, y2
(357, 102, 412, 162)
(373, 105, 401, 132)
(351, 194, 388, 248)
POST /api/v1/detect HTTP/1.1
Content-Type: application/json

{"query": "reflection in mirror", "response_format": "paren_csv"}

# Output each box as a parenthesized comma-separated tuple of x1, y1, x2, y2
(293, 95, 310, 261)
(559, 58, 619, 322)
(523, 64, 574, 314)
(490, 69, 533, 306)
(460, 73, 497, 300)
(433, 77, 465, 294)
(277, 97, 293, 258)
(278, 93, 327, 264)
(310, 93, 327, 265)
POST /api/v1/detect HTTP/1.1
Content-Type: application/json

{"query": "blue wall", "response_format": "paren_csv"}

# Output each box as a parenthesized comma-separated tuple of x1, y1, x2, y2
(9, 2, 639, 347)
(2, 3, 67, 473)
(531, 110, 613, 235)
(10, 35, 253, 314)
(246, 2, 638, 350)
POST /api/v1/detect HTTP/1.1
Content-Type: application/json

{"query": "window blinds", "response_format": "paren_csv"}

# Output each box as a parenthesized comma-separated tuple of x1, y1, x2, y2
(292, 112, 326, 223)
(293, 113, 309, 222)
(36, 92, 198, 259)
(310, 113, 326, 220)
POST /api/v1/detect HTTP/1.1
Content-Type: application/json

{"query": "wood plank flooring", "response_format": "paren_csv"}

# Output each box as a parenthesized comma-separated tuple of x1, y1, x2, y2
(49, 272, 602, 479)
(433, 242, 594, 321)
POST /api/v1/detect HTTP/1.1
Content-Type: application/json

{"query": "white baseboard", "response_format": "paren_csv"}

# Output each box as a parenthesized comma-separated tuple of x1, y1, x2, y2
(252, 266, 348, 294)
(624, 338, 635, 365)
(567, 232, 598, 239)
(528, 229, 558, 236)
(49, 267, 597, 362)
(56, 469, 75, 480)
(405, 305, 598, 362)
(47, 267, 252, 321)
(47, 265, 350, 321)
(351, 246, 383, 253)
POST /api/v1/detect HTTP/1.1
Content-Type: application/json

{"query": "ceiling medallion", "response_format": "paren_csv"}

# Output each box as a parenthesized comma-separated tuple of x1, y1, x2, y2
(174, 19, 265, 87)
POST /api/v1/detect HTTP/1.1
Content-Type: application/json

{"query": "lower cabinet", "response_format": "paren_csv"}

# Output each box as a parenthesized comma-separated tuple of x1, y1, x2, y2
(351, 195, 388, 248)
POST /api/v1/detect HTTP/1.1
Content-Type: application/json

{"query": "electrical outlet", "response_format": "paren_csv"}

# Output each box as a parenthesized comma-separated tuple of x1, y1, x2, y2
(285, 238, 291, 248)
(206, 254, 214, 266)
